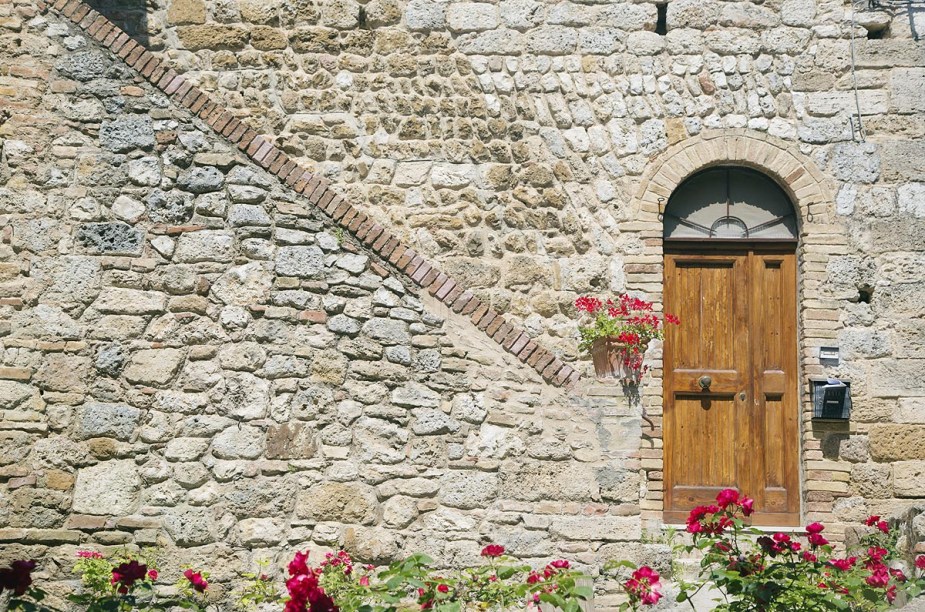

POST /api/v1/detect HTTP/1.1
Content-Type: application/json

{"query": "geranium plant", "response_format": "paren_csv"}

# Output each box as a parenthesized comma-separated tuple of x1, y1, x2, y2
(575, 294, 679, 379)
(609, 489, 925, 611)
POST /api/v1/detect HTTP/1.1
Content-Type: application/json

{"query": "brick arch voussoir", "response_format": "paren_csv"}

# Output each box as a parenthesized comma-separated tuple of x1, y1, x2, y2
(636, 130, 835, 234)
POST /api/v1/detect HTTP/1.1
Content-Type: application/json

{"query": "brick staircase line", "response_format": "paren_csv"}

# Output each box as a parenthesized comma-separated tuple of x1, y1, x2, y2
(36, 0, 580, 389)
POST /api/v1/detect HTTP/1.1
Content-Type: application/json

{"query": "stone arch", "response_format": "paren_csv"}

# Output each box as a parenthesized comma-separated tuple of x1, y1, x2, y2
(635, 129, 835, 233)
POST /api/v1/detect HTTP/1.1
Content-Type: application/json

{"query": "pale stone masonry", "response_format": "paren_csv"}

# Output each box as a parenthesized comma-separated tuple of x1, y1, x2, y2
(1, 0, 924, 608)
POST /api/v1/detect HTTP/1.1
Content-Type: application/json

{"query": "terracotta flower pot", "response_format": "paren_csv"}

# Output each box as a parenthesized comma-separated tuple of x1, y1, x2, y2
(590, 337, 642, 380)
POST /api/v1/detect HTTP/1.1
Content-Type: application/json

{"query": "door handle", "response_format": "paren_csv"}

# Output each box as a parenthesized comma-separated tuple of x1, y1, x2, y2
(698, 376, 712, 390)
(739, 391, 746, 402)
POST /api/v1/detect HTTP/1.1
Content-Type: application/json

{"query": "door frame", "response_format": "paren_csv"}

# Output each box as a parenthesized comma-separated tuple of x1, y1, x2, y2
(661, 238, 803, 526)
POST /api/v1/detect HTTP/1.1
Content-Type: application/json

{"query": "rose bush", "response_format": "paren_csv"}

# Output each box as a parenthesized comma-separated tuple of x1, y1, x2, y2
(610, 489, 925, 611)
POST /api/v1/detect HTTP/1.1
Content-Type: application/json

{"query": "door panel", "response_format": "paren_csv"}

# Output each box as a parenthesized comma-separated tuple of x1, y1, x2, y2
(664, 248, 799, 527)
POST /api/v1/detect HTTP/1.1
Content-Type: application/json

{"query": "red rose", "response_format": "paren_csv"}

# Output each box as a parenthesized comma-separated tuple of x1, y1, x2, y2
(437, 584, 449, 593)
(740, 497, 755, 516)
(716, 488, 739, 508)
(480, 544, 505, 558)
(915, 555, 925, 570)
(0, 560, 37, 597)
(865, 515, 881, 527)
(184, 569, 208, 593)
(147, 570, 158, 581)
(289, 551, 311, 577)
(805, 522, 825, 535)
(807, 533, 829, 548)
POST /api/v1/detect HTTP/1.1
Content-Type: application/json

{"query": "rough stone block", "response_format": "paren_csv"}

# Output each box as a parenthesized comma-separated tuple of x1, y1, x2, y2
(76, 223, 144, 256)
(78, 403, 141, 440)
(296, 482, 379, 524)
(894, 461, 925, 497)
(123, 348, 185, 386)
(72, 461, 141, 515)
(869, 425, 925, 461)
(100, 115, 155, 152)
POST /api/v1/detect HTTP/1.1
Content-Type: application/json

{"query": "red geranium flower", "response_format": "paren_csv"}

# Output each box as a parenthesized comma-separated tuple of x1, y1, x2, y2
(865, 515, 881, 527)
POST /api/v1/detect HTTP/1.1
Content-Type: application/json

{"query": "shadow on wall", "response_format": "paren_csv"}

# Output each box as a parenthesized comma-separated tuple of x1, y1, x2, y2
(85, 0, 150, 48)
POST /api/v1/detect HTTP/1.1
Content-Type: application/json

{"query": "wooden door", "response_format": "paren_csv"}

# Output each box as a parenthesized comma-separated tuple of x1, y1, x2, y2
(663, 245, 799, 526)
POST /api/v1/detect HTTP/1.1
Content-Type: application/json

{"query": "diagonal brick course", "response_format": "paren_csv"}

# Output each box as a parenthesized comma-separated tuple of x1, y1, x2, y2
(40, 0, 578, 389)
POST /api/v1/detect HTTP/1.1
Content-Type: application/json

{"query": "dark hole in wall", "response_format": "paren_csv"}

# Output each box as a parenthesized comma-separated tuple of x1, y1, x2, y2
(866, 26, 889, 39)
(857, 286, 873, 304)
(85, 0, 150, 48)
(655, 3, 668, 35)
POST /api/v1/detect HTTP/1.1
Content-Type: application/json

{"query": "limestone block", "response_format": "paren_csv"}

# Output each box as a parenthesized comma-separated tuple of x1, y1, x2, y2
(178, 25, 249, 50)
(869, 425, 925, 461)
(194, 192, 229, 217)
(499, 461, 598, 502)
(499, 0, 542, 30)
(447, 3, 499, 32)
(76, 223, 145, 256)
(164, 437, 211, 462)
(882, 141, 925, 181)
(828, 142, 880, 183)
(549, 515, 641, 541)
(111, 195, 146, 223)
(123, 349, 185, 386)
(296, 482, 379, 524)
(405, 0, 446, 31)
(164, 505, 216, 546)
(174, 231, 236, 263)
(11, 305, 83, 340)
(894, 461, 925, 497)
(100, 116, 155, 153)
(266, 423, 317, 459)
(456, 29, 522, 54)
(238, 0, 280, 23)
(391, 383, 440, 408)
(0, 380, 36, 410)
(237, 518, 284, 546)
(210, 262, 274, 305)
(276, 245, 325, 278)
(55, 50, 110, 82)
(94, 288, 167, 315)
(411, 408, 460, 435)
(212, 425, 265, 460)
(72, 461, 141, 515)
(78, 403, 141, 440)
(345, 526, 401, 564)
(177, 166, 225, 194)
(219, 372, 270, 419)
(126, 157, 161, 187)
(167, 0, 206, 24)
(781, 0, 816, 27)
(228, 204, 272, 227)
(525, 26, 577, 55)
(898, 183, 925, 218)
(310, 350, 348, 384)
(362, 318, 410, 345)
(850, 463, 892, 498)
(438, 470, 498, 509)
(147, 190, 194, 224)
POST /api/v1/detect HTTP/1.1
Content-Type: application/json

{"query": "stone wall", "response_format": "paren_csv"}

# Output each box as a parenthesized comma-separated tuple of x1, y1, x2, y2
(0, 5, 649, 608)
(2, 0, 925, 608)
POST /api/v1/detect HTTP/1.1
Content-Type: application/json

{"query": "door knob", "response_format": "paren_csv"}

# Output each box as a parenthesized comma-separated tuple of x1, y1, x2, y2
(699, 376, 712, 390)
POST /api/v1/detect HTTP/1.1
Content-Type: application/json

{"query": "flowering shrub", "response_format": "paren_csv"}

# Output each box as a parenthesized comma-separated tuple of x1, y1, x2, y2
(610, 489, 925, 611)
(280, 546, 592, 612)
(574, 294, 679, 374)
(69, 549, 210, 611)
(0, 559, 46, 611)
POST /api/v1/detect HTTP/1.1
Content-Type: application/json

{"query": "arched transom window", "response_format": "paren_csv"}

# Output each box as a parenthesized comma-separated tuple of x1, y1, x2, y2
(663, 167, 798, 240)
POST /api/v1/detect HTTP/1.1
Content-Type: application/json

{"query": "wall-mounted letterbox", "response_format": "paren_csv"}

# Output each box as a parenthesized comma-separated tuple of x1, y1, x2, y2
(811, 378, 851, 420)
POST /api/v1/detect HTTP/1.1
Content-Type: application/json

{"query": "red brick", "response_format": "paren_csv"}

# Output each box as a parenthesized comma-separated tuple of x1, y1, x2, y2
(331, 201, 351, 221)
(268, 150, 288, 174)
(470, 302, 489, 325)
(405, 255, 424, 276)
(450, 291, 472, 313)
(316, 190, 335, 210)
(118, 39, 139, 60)
(340, 207, 358, 227)
(222, 117, 242, 138)
(110, 32, 131, 53)
(94, 21, 114, 43)
(487, 318, 506, 338)
(553, 365, 573, 386)
(211, 111, 233, 133)
(179, 85, 199, 107)
(205, 105, 225, 126)
(189, 93, 209, 114)
(292, 171, 312, 192)
(347, 213, 367, 233)
(411, 262, 432, 284)
(565, 371, 582, 389)
(164, 75, 184, 95)
(436, 279, 458, 302)
(61, 0, 82, 18)
(510, 333, 530, 355)
(518, 341, 537, 361)
(460, 296, 480, 316)
(259, 148, 281, 170)
(87, 14, 108, 35)
(527, 347, 547, 367)
(102, 27, 120, 47)
(395, 247, 414, 269)
(423, 270, 444, 291)
(70, 3, 91, 21)
(362, 224, 384, 246)
(502, 328, 522, 350)
(372, 231, 391, 252)
(53, 0, 69, 10)
(125, 45, 145, 66)
(541, 359, 563, 381)
(298, 310, 327, 324)
(535, 352, 555, 373)
(246, 136, 267, 158)
(444, 285, 465, 308)
(283, 164, 303, 186)
(238, 129, 259, 152)
(323, 193, 343, 216)
(79, 9, 99, 29)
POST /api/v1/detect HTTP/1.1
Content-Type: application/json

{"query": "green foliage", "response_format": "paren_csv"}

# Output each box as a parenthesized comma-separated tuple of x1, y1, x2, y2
(235, 559, 282, 610)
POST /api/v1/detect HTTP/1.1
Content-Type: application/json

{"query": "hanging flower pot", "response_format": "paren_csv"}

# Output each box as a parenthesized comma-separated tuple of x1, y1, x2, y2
(575, 295, 680, 382)
(590, 337, 638, 380)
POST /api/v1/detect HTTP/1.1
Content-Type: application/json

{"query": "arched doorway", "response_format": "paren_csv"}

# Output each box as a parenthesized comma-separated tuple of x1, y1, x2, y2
(662, 167, 801, 527)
